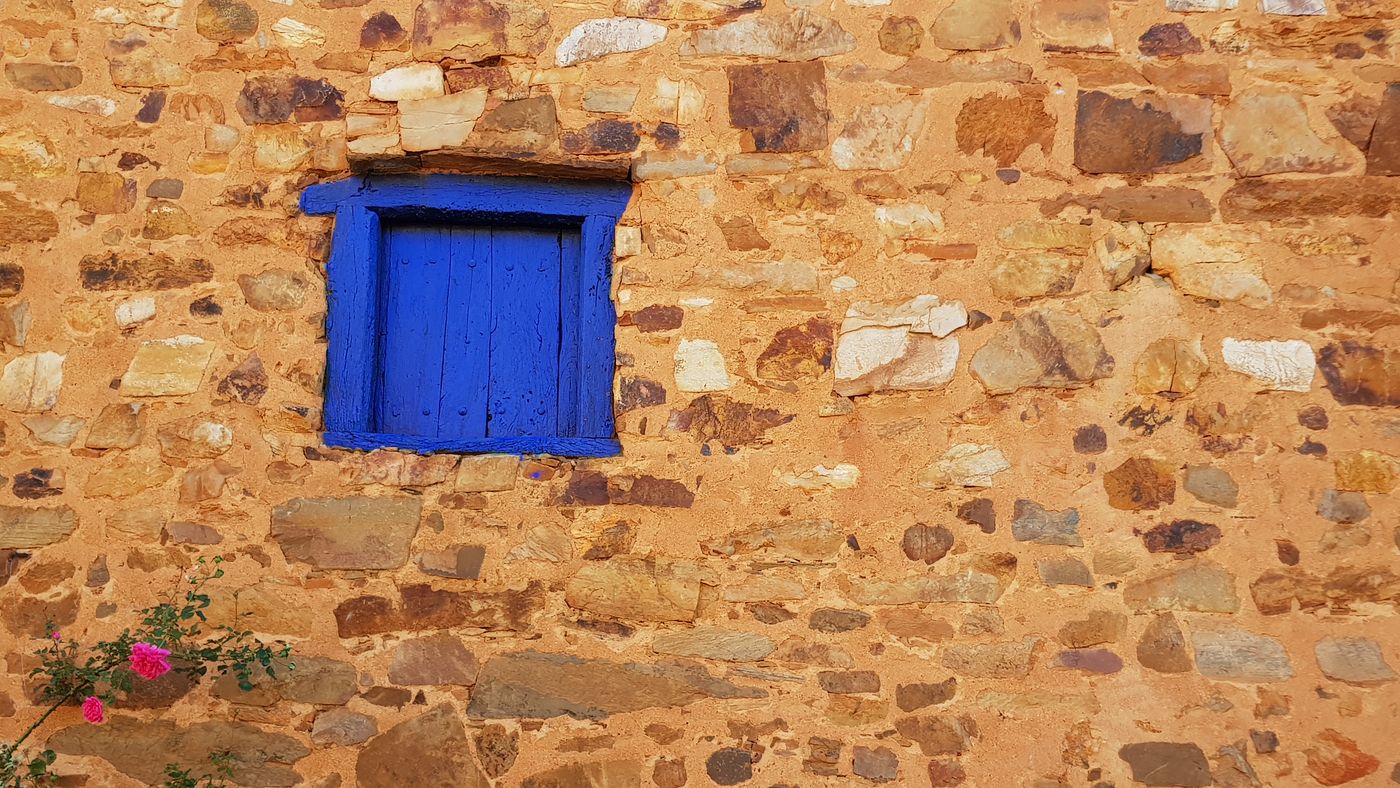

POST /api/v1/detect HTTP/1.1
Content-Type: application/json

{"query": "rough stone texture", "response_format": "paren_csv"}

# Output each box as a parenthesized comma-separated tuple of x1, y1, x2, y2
(2, 3, 1396, 785)
(50, 717, 309, 785)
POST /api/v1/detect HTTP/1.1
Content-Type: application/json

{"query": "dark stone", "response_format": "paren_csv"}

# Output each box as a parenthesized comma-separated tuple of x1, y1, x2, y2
(147, 178, 183, 199)
(756, 318, 834, 382)
(808, 608, 870, 633)
(1074, 90, 1205, 174)
(1298, 438, 1328, 457)
(1141, 520, 1221, 557)
(1276, 539, 1300, 566)
(14, 469, 61, 499)
(361, 686, 412, 708)
(878, 15, 923, 56)
(561, 120, 641, 155)
(1137, 613, 1191, 674)
(1118, 403, 1171, 436)
(677, 394, 793, 450)
(117, 152, 153, 171)
(955, 89, 1055, 167)
(136, 91, 166, 123)
(927, 760, 966, 787)
(218, 353, 267, 405)
(333, 582, 546, 637)
(621, 304, 682, 332)
(1103, 457, 1176, 511)
(1118, 742, 1212, 787)
(1318, 341, 1400, 407)
(196, 0, 258, 43)
(0, 265, 24, 296)
(235, 75, 344, 125)
(818, 670, 879, 694)
(558, 471, 695, 507)
(901, 524, 954, 564)
(1250, 730, 1278, 754)
(4, 63, 82, 91)
(475, 724, 518, 778)
(996, 168, 1020, 184)
(653, 121, 681, 149)
(1327, 94, 1378, 152)
(727, 61, 828, 153)
(582, 523, 633, 560)
(896, 678, 957, 712)
(957, 498, 995, 534)
(189, 295, 222, 317)
(1298, 405, 1330, 430)
(653, 758, 686, 788)
(360, 11, 407, 50)
(749, 602, 795, 624)
(1138, 22, 1202, 57)
(706, 748, 755, 786)
(79, 253, 212, 291)
(1073, 424, 1107, 454)
(356, 705, 486, 788)
(618, 375, 666, 413)
(1366, 84, 1400, 176)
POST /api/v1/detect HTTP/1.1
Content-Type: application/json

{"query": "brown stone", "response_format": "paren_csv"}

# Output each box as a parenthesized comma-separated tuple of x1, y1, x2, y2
(522, 761, 642, 788)
(85, 403, 144, 449)
(1219, 177, 1400, 222)
(756, 318, 834, 382)
(470, 95, 557, 152)
(1043, 186, 1213, 223)
(4, 63, 82, 91)
(218, 353, 268, 404)
(688, 10, 855, 60)
(879, 15, 923, 56)
(927, 760, 967, 787)
(901, 524, 954, 565)
(271, 497, 420, 570)
(213, 655, 356, 706)
(1142, 62, 1231, 97)
(358, 705, 488, 788)
(1118, 743, 1211, 787)
(474, 724, 517, 778)
(896, 679, 957, 712)
(1034, 0, 1112, 52)
(618, 375, 667, 412)
(361, 11, 407, 49)
(1125, 562, 1239, 613)
(727, 61, 828, 153)
(1142, 520, 1221, 557)
(389, 634, 478, 686)
(0, 195, 57, 249)
(852, 746, 899, 782)
(716, 216, 769, 251)
(1220, 91, 1346, 177)
(0, 505, 77, 549)
(1305, 730, 1380, 786)
(703, 519, 842, 564)
(957, 498, 996, 533)
(1074, 90, 1209, 174)
(236, 75, 343, 124)
(652, 758, 686, 788)
(107, 36, 189, 88)
(1318, 341, 1400, 407)
(467, 650, 765, 720)
(1366, 84, 1400, 175)
(334, 582, 545, 637)
(1137, 613, 1192, 673)
(411, 0, 550, 61)
(77, 172, 136, 214)
(559, 471, 695, 507)
(622, 304, 682, 333)
(50, 716, 308, 786)
(1135, 337, 1208, 395)
(80, 253, 213, 291)
(561, 119, 641, 155)
(1327, 94, 1378, 151)
(970, 309, 1114, 394)
(1104, 457, 1176, 511)
(1139, 22, 1202, 57)
(196, 0, 257, 43)
(894, 714, 978, 756)
(955, 89, 1055, 166)
(676, 393, 793, 449)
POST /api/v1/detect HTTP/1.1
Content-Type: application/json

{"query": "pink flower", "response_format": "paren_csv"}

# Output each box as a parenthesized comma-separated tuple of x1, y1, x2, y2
(129, 642, 172, 681)
(82, 696, 104, 725)
(50, 631, 61, 642)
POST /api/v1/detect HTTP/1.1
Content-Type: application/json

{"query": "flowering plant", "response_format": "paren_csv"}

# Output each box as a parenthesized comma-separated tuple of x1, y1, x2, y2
(0, 557, 293, 787)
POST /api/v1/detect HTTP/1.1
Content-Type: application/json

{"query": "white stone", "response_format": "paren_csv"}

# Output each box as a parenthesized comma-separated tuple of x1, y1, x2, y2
(192, 421, 234, 454)
(674, 339, 732, 392)
(832, 100, 928, 172)
(271, 17, 324, 47)
(120, 336, 216, 397)
(116, 297, 156, 329)
(369, 64, 445, 102)
(47, 95, 118, 117)
(921, 443, 1011, 488)
(702, 261, 817, 293)
(1151, 227, 1271, 305)
(1261, 0, 1325, 14)
(556, 17, 667, 67)
(398, 88, 488, 152)
(655, 78, 705, 124)
(614, 226, 641, 258)
(831, 276, 857, 293)
(778, 464, 860, 490)
(1166, 0, 1238, 9)
(0, 352, 64, 412)
(584, 86, 640, 113)
(1221, 338, 1316, 392)
(680, 297, 713, 308)
(22, 415, 85, 447)
(834, 295, 967, 396)
(875, 204, 944, 239)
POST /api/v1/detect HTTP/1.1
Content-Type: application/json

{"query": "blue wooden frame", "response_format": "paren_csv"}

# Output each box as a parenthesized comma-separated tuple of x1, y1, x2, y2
(300, 174, 633, 457)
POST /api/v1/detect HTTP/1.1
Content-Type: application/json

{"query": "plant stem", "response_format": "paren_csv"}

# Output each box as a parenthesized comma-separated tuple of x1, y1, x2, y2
(7, 690, 74, 754)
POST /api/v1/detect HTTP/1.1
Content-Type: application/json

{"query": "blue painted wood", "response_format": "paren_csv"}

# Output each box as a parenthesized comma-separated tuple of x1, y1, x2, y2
(486, 227, 562, 438)
(324, 206, 380, 433)
(578, 216, 618, 438)
(436, 226, 491, 439)
(323, 431, 621, 458)
(307, 174, 632, 457)
(376, 224, 452, 437)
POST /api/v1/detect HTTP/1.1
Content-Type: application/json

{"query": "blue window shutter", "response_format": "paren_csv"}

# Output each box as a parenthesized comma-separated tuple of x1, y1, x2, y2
(303, 174, 631, 458)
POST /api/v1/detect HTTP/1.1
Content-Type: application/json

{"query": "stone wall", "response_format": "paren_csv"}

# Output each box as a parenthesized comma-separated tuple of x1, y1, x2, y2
(1, 0, 1399, 784)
